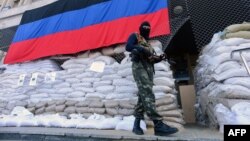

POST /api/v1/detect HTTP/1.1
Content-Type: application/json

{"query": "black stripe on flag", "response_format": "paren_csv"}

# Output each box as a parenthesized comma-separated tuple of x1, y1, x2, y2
(20, 0, 110, 25)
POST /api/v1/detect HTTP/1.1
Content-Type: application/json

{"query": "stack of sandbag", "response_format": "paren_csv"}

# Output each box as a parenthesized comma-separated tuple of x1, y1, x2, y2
(222, 22, 250, 39)
(3, 59, 61, 73)
(194, 23, 250, 127)
(214, 102, 250, 133)
(0, 106, 147, 131)
(0, 40, 184, 130)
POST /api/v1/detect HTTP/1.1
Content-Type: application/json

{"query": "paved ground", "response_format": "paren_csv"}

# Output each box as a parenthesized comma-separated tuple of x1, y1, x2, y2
(0, 124, 223, 141)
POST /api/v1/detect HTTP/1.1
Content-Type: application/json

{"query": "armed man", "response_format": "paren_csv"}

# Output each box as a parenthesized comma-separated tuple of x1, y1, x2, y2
(126, 21, 178, 136)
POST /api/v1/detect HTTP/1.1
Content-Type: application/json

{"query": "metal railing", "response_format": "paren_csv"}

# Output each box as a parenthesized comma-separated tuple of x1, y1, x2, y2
(231, 47, 250, 75)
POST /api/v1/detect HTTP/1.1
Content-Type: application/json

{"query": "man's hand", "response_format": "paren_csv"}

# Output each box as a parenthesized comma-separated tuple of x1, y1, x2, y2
(159, 54, 167, 60)
(148, 54, 167, 63)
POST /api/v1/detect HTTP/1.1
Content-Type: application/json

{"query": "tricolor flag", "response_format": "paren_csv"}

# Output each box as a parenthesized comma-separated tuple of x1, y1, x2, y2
(4, 0, 170, 64)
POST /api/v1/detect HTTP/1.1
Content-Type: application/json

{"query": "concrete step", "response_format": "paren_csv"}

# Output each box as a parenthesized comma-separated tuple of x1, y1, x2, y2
(0, 124, 223, 141)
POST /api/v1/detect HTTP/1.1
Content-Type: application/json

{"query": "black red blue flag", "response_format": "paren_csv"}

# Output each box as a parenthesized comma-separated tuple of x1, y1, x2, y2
(5, 0, 170, 64)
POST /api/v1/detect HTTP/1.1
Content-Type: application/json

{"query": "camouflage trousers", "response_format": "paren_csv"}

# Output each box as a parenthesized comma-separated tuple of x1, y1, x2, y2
(132, 61, 162, 120)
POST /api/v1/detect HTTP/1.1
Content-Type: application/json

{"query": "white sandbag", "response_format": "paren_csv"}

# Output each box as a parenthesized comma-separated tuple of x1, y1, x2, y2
(118, 108, 134, 116)
(49, 94, 66, 98)
(60, 74, 77, 79)
(93, 80, 112, 87)
(77, 51, 89, 58)
(63, 119, 78, 128)
(157, 103, 178, 112)
(88, 100, 104, 108)
(76, 72, 94, 79)
(154, 77, 175, 87)
(30, 93, 49, 98)
(232, 102, 250, 117)
(155, 71, 173, 78)
(153, 86, 173, 93)
(163, 117, 185, 124)
(57, 88, 74, 94)
(213, 68, 248, 81)
(106, 93, 135, 100)
(98, 117, 122, 129)
(65, 78, 80, 84)
(209, 46, 233, 57)
(62, 64, 86, 70)
(65, 100, 78, 106)
(67, 69, 85, 75)
(89, 51, 102, 58)
(76, 119, 99, 129)
(154, 63, 169, 71)
(95, 86, 115, 93)
(214, 104, 237, 133)
(159, 110, 183, 118)
(115, 86, 137, 94)
(53, 82, 71, 89)
(114, 44, 126, 54)
(224, 77, 250, 89)
(68, 91, 85, 98)
(4, 116, 19, 126)
(126, 75, 134, 81)
(85, 92, 106, 99)
(74, 87, 95, 93)
(76, 107, 90, 113)
(74, 58, 94, 64)
(214, 38, 250, 47)
(94, 56, 116, 65)
(224, 23, 250, 33)
(208, 84, 250, 99)
(0, 115, 7, 126)
(64, 107, 76, 114)
(55, 105, 66, 112)
(117, 68, 132, 77)
(231, 102, 250, 124)
(101, 74, 122, 80)
(71, 82, 92, 88)
(10, 95, 29, 101)
(156, 95, 176, 106)
(98, 67, 117, 76)
(119, 62, 132, 69)
(214, 61, 241, 74)
(18, 117, 38, 127)
(115, 116, 146, 131)
(112, 79, 135, 86)
(119, 100, 135, 109)
(155, 92, 170, 99)
(88, 113, 106, 120)
(80, 77, 100, 83)
(36, 88, 56, 94)
(104, 100, 119, 108)
(101, 47, 115, 56)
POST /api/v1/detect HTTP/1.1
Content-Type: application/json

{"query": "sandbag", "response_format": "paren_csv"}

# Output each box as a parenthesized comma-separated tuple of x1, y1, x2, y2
(104, 100, 119, 108)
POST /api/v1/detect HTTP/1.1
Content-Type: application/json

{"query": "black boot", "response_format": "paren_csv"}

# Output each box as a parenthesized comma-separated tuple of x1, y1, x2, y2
(153, 120, 178, 136)
(132, 118, 144, 135)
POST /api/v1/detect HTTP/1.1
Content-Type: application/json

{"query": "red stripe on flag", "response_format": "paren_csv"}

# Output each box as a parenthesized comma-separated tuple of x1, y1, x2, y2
(5, 8, 169, 64)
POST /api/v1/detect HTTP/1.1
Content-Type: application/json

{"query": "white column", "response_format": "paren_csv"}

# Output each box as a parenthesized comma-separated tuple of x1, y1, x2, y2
(23, 0, 32, 5)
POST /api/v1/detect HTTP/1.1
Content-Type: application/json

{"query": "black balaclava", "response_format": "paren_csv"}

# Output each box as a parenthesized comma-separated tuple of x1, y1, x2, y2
(139, 21, 151, 40)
